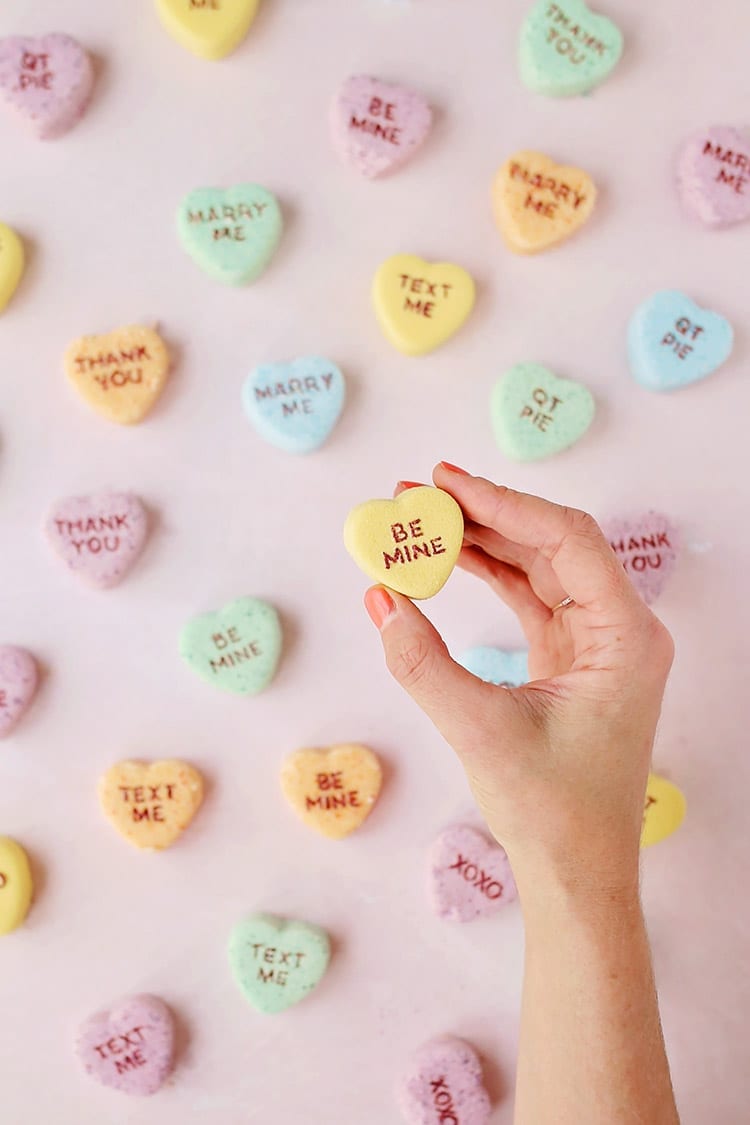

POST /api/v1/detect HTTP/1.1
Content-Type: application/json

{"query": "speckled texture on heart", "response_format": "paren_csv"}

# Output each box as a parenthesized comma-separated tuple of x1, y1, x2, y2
(372, 254, 476, 356)
(398, 1036, 492, 1125)
(628, 290, 733, 392)
(75, 994, 175, 1095)
(243, 357, 346, 454)
(519, 0, 623, 97)
(0, 34, 94, 139)
(429, 825, 517, 922)
(0, 646, 38, 739)
(677, 126, 750, 228)
(228, 914, 331, 1014)
(491, 363, 595, 460)
(0, 836, 33, 935)
(642, 774, 687, 848)
(280, 745, 382, 839)
(64, 326, 171, 425)
(602, 512, 680, 605)
(458, 647, 529, 687)
(0, 222, 25, 313)
(156, 0, 261, 60)
(98, 760, 204, 850)
(45, 493, 148, 589)
(492, 151, 596, 253)
(331, 75, 433, 178)
(177, 185, 283, 285)
(179, 597, 282, 695)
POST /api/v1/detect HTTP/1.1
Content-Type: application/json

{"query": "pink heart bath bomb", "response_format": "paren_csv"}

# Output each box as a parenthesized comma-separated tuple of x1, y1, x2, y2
(398, 1037, 492, 1125)
(677, 125, 750, 228)
(0, 646, 38, 739)
(429, 825, 516, 922)
(45, 492, 148, 589)
(0, 34, 94, 139)
(75, 994, 175, 1096)
(602, 512, 681, 605)
(331, 75, 433, 179)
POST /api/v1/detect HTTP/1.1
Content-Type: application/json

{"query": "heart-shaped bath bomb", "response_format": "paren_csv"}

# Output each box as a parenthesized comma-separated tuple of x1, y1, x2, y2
(45, 492, 148, 589)
(458, 647, 529, 687)
(75, 994, 175, 1095)
(493, 151, 596, 253)
(491, 363, 595, 461)
(0, 646, 38, 739)
(331, 75, 433, 179)
(179, 597, 282, 695)
(372, 254, 476, 356)
(64, 326, 170, 425)
(519, 0, 623, 97)
(177, 185, 283, 285)
(280, 745, 382, 840)
(156, 0, 260, 60)
(98, 760, 204, 851)
(228, 913, 331, 1014)
(0, 837, 33, 936)
(243, 357, 345, 454)
(429, 825, 516, 922)
(0, 222, 24, 313)
(641, 774, 686, 848)
(628, 291, 733, 392)
(0, 34, 94, 139)
(677, 126, 750, 228)
(398, 1036, 492, 1125)
(344, 486, 464, 599)
(602, 512, 680, 605)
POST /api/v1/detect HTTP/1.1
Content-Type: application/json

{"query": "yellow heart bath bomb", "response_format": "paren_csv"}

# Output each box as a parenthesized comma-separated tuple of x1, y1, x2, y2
(641, 773, 686, 848)
(155, 0, 260, 60)
(0, 836, 33, 936)
(98, 760, 204, 850)
(492, 151, 596, 254)
(344, 485, 464, 599)
(280, 745, 382, 840)
(64, 325, 170, 425)
(372, 254, 476, 356)
(0, 223, 24, 313)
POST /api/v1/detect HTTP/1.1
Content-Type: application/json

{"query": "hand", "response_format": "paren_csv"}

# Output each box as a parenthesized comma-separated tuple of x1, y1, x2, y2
(363, 463, 674, 897)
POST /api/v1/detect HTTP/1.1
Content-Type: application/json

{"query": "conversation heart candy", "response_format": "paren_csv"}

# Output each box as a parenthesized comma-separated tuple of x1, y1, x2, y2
(628, 291, 733, 392)
(0, 34, 94, 139)
(64, 326, 170, 425)
(228, 913, 331, 1014)
(0, 222, 25, 313)
(372, 254, 476, 356)
(458, 647, 529, 687)
(98, 760, 204, 851)
(641, 774, 686, 848)
(0, 646, 39, 739)
(45, 493, 148, 589)
(156, 0, 260, 60)
(179, 597, 282, 695)
(602, 513, 680, 605)
(344, 486, 464, 600)
(519, 0, 623, 97)
(177, 185, 283, 285)
(493, 151, 596, 253)
(677, 126, 750, 228)
(75, 994, 175, 1095)
(243, 357, 345, 454)
(280, 745, 382, 840)
(491, 363, 595, 461)
(331, 75, 433, 179)
(398, 1037, 492, 1125)
(429, 825, 516, 922)
(0, 837, 33, 935)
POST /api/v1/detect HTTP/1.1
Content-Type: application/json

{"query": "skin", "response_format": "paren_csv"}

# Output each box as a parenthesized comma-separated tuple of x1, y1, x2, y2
(363, 462, 680, 1125)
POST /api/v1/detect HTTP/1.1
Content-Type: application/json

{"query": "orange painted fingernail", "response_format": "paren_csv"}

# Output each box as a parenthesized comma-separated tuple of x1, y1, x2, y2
(364, 586, 396, 630)
(396, 480, 423, 490)
(439, 461, 470, 475)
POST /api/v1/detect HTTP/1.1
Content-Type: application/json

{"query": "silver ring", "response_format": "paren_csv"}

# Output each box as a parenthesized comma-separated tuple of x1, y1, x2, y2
(551, 595, 575, 613)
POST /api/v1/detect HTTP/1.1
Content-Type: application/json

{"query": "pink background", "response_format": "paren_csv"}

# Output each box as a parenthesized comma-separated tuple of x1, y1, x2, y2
(1, 1, 749, 1121)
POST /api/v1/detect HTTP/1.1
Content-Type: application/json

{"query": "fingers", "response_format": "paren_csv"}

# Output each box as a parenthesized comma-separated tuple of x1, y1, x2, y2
(457, 546, 551, 638)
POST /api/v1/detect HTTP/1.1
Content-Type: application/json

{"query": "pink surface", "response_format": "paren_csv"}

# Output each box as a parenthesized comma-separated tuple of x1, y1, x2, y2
(0, 2, 748, 1122)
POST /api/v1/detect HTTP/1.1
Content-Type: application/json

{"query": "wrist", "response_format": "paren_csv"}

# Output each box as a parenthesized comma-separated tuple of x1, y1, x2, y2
(509, 847, 642, 929)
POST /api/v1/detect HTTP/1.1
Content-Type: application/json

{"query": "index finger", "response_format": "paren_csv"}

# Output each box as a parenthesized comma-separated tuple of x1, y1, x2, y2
(432, 463, 636, 614)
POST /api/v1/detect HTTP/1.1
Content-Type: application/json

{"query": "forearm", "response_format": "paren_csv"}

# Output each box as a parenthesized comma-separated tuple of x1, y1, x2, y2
(513, 866, 680, 1125)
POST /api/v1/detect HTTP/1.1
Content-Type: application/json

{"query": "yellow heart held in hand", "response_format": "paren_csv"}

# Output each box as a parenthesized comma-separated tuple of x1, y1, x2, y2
(64, 325, 170, 425)
(344, 485, 464, 599)
(155, 0, 260, 60)
(372, 253, 476, 356)
(0, 836, 33, 936)
(280, 745, 383, 840)
(98, 760, 204, 850)
(0, 222, 24, 313)
(641, 773, 686, 848)
(492, 151, 597, 254)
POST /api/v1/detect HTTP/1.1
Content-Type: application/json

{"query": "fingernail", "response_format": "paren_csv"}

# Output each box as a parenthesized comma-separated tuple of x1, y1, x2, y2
(364, 586, 396, 630)
(396, 480, 423, 490)
(439, 461, 470, 476)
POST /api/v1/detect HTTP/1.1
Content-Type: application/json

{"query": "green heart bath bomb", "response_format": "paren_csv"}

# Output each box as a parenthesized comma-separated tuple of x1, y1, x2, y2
(177, 184, 283, 285)
(491, 363, 595, 461)
(228, 914, 331, 1014)
(519, 0, 623, 97)
(179, 597, 282, 695)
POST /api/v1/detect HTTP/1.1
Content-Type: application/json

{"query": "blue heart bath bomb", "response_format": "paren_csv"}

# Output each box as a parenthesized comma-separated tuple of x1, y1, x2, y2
(243, 357, 345, 454)
(628, 290, 733, 392)
(458, 647, 529, 687)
